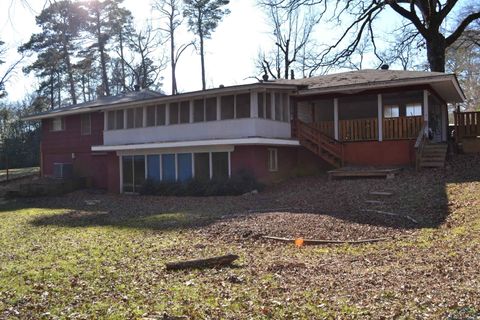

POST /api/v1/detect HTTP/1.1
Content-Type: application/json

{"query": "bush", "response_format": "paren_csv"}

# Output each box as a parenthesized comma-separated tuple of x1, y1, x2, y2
(140, 170, 263, 197)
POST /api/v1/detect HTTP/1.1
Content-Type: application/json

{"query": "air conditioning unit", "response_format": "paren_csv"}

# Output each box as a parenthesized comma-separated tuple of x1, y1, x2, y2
(53, 163, 73, 179)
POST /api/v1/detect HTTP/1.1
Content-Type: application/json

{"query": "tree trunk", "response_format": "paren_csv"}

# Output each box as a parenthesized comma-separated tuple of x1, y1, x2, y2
(96, 13, 110, 96)
(119, 31, 127, 92)
(199, 26, 206, 90)
(63, 48, 77, 105)
(171, 27, 177, 95)
(426, 33, 446, 72)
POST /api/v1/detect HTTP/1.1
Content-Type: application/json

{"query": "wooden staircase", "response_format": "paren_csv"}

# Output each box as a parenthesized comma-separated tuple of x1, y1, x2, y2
(294, 120, 344, 168)
(419, 143, 448, 168)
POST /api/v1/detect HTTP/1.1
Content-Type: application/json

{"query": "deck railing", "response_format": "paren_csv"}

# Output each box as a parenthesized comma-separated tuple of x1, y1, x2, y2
(306, 116, 423, 142)
(383, 116, 423, 140)
(339, 118, 378, 141)
(454, 111, 480, 142)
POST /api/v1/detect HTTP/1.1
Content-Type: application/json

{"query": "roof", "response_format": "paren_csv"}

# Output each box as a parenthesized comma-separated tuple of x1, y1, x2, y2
(23, 83, 298, 121)
(275, 69, 465, 103)
(23, 89, 165, 121)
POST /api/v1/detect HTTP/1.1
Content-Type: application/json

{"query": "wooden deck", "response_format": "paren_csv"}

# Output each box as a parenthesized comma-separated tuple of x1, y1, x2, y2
(327, 167, 402, 180)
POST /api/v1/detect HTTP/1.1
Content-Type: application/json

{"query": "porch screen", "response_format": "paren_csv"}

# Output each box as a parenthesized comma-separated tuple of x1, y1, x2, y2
(162, 154, 176, 182)
(156, 104, 166, 125)
(180, 101, 190, 123)
(147, 155, 160, 182)
(206, 97, 217, 121)
(236, 93, 251, 118)
(170, 103, 179, 124)
(177, 153, 193, 182)
(221, 95, 235, 119)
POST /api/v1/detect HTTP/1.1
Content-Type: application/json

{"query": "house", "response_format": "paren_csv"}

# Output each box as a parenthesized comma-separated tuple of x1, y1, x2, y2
(23, 69, 465, 193)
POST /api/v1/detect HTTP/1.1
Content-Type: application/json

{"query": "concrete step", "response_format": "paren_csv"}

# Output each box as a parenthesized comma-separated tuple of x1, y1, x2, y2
(420, 161, 445, 168)
(369, 191, 394, 197)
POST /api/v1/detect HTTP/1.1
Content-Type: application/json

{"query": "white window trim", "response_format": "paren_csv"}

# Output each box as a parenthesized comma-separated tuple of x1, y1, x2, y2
(51, 117, 65, 132)
(268, 148, 278, 172)
(81, 114, 91, 136)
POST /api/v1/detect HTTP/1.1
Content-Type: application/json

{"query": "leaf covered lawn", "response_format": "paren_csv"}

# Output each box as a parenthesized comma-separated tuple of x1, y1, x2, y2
(0, 155, 479, 319)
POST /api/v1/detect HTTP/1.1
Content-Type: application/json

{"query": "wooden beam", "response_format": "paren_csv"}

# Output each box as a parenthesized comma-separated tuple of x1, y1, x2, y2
(334, 98, 339, 140)
(378, 94, 383, 142)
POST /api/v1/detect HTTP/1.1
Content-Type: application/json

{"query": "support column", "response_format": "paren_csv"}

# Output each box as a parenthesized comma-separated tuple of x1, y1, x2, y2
(216, 96, 221, 120)
(189, 100, 194, 123)
(377, 94, 383, 142)
(334, 98, 339, 140)
(250, 91, 258, 118)
(104, 111, 108, 131)
(442, 103, 448, 142)
(165, 103, 170, 125)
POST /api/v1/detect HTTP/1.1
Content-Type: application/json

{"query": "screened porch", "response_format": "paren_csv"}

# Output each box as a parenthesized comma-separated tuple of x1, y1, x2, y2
(294, 89, 447, 143)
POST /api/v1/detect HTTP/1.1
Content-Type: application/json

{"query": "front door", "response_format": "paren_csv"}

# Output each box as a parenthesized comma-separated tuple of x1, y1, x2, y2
(429, 104, 443, 143)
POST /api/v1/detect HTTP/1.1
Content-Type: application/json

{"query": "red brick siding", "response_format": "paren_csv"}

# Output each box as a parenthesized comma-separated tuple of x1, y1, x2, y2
(41, 112, 119, 192)
(343, 140, 415, 166)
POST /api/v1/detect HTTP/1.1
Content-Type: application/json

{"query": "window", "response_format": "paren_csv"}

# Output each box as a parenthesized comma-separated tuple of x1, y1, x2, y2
(162, 154, 176, 182)
(134, 107, 143, 128)
(212, 152, 229, 180)
(107, 111, 115, 130)
(258, 93, 265, 118)
(81, 114, 91, 135)
(275, 93, 282, 121)
(115, 110, 124, 129)
(156, 104, 166, 125)
(107, 110, 124, 130)
(146, 105, 156, 127)
(206, 97, 217, 121)
(180, 101, 190, 123)
(406, 103, 422, 117)
(147, 155, 161, 182)
(122, 155, 145, 193)
(194, 99, 205, 122)
(194, 153, 210, 181)
(282, 93, 290, 122)
(265, 93, 272, 119)
(236, 93, 251, 118)
(384, 105, 399, 118)
(169, 103, 179, 124)
(177, 153, 193, 182)
(221, 95, 235, 120)
(268, 148, 278, 172)
(51, 117, 64, 131)
(126, 109, 135, 128)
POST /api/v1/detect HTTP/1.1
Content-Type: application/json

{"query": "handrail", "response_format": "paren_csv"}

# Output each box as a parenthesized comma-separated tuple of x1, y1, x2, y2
(414, 122, 428, 171)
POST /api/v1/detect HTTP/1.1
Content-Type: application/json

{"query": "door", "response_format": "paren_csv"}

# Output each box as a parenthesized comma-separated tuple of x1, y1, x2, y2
(428, 104, 443, 143)
(122, 155, 145, 193)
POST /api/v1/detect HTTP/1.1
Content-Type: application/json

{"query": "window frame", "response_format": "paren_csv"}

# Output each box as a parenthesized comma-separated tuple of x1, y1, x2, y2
(80, 113, 91, 136)
(51, 117, 65, 132)
(405, 103, 422, 117)
(384, 105, 400, 118)
(268, 148, 278, 172)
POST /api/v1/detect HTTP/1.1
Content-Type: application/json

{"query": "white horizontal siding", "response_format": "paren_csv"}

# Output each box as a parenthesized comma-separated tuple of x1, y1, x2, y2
(103, 118, 292, 146)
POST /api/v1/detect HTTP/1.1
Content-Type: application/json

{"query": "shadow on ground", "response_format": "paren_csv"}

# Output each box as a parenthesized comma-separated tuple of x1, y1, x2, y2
(2, 154, 478, 236)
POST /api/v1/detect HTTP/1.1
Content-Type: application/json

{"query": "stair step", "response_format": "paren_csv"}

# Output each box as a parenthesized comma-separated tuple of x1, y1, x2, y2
(365, 200, 384, 205)
(369, 191, 394, 197)
(420, 161, 445, 167)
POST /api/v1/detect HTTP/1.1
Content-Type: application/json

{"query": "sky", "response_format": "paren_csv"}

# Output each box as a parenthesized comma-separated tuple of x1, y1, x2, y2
(0, 0, 276, 102)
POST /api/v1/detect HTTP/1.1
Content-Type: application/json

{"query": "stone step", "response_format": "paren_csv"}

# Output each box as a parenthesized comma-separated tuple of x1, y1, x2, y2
(369, 191, 394, 197)
(420, 161, 445, 167)
(365, 200, 384, 205)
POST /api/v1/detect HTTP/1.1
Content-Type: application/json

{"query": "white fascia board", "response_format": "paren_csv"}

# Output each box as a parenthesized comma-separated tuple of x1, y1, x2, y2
(92, 137, 301, 152)
(296, 75, 464, 102)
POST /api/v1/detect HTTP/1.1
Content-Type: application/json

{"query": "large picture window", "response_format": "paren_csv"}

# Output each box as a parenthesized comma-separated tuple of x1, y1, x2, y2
(212, 152, 229, 180)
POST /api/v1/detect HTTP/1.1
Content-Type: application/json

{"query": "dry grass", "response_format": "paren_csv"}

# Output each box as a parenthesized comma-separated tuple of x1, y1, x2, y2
(0, 155, 479, 319)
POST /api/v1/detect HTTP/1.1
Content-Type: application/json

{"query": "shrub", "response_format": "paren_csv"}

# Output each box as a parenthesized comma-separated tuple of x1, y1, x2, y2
(140, 170, 263, 197)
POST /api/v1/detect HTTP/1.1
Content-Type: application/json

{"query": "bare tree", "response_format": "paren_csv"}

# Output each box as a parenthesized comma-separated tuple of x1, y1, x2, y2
(124, 24, 167, 90)
(0, 40, 24, 99)
(265, 0, 480, 73)
(258, 0, 319, 79)
(153, 0, 194, 95)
